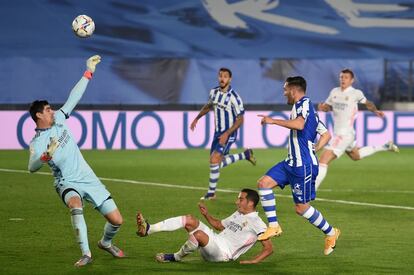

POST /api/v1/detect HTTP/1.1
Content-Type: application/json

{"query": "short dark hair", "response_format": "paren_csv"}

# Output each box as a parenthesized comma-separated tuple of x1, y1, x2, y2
(29, 100, 49, 122)
(341, 68, 354, 79)
(285, 76, 307, 93)
(241, 188, 260, 208)
(219, 67, 232, 78)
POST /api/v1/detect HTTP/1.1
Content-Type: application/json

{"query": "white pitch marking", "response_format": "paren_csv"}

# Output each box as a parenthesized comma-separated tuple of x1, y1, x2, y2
(1, 168, 414, 211)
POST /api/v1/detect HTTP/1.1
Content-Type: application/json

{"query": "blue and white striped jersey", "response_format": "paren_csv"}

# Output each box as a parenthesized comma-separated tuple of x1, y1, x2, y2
(285, 96, 319, 167)
(208, 86, 244, 134)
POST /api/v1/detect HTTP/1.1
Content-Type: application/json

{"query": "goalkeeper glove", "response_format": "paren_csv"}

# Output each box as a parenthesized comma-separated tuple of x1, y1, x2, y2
(86, 55, 101, 73)
(40, 137, 60, 163)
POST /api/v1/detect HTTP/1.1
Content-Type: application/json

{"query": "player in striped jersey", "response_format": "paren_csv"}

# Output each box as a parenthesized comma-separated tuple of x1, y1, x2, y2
(316, 69, 399, 190)
(190, 68, 256, 200)
(256, 76, 340, 256)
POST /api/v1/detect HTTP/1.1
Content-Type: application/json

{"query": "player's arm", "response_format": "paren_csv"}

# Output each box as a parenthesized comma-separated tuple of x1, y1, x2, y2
(315, 120, 331, 152)
(60, 55, 101, 117)
(315, 131, 331, 152)
(190, 102, 213, 131)
(28, 143, 43, 173)
(28, 138, 60, 173)
(258, 115, 305, 131)
(317, 103, 332, 112)
(198, 202, 225, 231)
(240, 239, 273, 264)
(364, 100, 384, 118)
(219, 114, 243, 145)
(318, 90, 334, 112)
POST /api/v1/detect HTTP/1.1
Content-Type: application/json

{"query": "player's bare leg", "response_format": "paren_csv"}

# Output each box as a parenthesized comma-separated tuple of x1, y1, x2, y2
(257, 176, 283, 240)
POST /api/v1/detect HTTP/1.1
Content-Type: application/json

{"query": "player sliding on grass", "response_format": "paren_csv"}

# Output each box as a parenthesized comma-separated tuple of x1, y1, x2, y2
(136, 189, 273, 264)
(28, 56, 124, 267)
(190, 68, 256, 200)
(316, 68, 399, 190)
(257, 76, 340, 256)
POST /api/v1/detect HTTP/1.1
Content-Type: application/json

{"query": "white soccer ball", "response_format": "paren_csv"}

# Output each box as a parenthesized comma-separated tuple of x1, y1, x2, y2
(72, 15, 95, 38)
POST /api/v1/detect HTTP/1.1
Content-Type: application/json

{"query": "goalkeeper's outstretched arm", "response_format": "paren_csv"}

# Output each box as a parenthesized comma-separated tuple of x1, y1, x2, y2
(60, 55, 101, 116)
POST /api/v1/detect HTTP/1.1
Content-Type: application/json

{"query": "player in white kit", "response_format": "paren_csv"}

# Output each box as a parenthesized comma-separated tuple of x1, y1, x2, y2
(136, 189, 273, 264)
(316, 69, 399, 190)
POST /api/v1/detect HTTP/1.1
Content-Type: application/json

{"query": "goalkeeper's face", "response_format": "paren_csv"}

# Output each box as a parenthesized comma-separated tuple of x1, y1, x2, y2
(37, 105, 55, 127)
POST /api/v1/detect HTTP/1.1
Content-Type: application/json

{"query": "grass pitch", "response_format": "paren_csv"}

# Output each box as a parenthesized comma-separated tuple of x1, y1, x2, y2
(0, 148, 413, 274)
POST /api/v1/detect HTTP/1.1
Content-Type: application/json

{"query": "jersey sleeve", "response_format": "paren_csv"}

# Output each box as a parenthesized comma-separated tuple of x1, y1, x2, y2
(207, 89, 215, 105)
(250, 217, 267, 236)
(60, 76, 90, 117)
(296, 98, 310, 121)
(325, 89, 335, 105)
(356, 89, 367, 104)
(54, 109, 69, 124)
(28, 141, 44, 173)
(231, 92, 245, 116)
(317, 120, 328, 135)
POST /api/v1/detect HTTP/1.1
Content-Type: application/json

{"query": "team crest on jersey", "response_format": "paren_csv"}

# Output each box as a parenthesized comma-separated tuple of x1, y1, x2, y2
(297, 106, 303, 114)
(345, 96, 349, 101)
(293, 183, 303, 196)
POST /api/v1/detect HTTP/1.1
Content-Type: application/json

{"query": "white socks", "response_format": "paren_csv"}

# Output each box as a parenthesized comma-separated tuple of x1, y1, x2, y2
(358, 146, 386, 159)
(149, 216, 186, 234)
(315, 164, 328, 190)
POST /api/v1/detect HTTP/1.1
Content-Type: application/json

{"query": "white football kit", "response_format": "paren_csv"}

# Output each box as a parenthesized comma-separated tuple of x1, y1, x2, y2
(325, 86, 367, 157)
(195, 211, 266, 262)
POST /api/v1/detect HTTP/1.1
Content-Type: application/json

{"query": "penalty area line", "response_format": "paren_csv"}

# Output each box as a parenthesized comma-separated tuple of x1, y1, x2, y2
(1, 168, 414, 211)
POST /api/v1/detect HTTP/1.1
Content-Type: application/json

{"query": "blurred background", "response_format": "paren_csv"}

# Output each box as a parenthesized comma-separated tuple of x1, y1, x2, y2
(1, 0, 413, 149)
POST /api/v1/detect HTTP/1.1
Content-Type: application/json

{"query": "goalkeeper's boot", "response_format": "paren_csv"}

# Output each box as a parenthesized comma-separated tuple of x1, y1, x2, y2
(244, 148, 257, 166)
(257, 224, 283, 241)
(200, 193, 216, 201)
(74, 255, 92, 267)
(155, 253, 178, 263)
(385, 141, 399, 153)
(97, 241, 125, 258)
(136, 212, 150, 237)
(324, 227, 341, 255)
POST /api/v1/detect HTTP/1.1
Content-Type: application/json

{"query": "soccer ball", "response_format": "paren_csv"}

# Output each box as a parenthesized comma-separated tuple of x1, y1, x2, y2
(72, 15, 95, 38)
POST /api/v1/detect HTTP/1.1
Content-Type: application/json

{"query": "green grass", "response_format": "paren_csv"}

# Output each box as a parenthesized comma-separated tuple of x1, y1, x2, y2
(0, 149, 413, 274)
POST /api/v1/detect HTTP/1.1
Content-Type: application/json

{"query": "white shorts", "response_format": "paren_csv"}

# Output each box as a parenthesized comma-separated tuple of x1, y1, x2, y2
(325, 133, 357, 158)
(192, 222, 231, 262)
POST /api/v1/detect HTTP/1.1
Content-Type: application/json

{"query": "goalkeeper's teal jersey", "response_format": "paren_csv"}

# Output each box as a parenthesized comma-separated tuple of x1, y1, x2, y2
(28, 76, 98, 185)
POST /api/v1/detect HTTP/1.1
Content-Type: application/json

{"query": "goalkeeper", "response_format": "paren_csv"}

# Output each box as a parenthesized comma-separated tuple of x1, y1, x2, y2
(28, 56, 124, 267)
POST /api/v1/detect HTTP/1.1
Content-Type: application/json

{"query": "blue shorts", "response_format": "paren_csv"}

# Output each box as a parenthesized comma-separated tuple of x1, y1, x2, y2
(210, 132, 236, 156)
(55, 178, 111, 208)
(265, 161, 318, 204)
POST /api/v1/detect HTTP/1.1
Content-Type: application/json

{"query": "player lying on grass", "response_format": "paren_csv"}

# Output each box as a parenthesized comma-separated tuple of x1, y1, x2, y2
(28, 55, 124, 267)
(136, 189, 273, 264)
